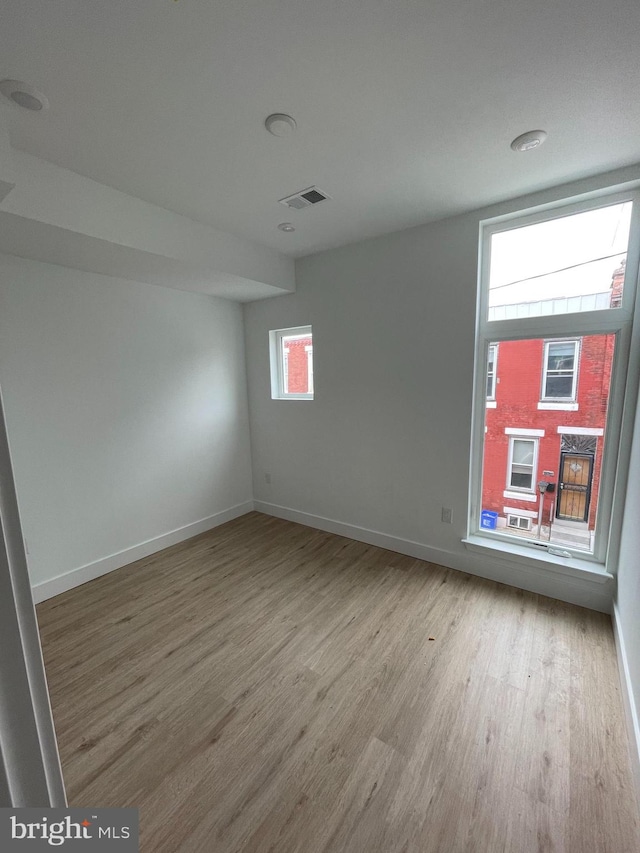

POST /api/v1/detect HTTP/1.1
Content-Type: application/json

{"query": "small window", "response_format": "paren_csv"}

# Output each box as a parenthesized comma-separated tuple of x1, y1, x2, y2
(487, 344, 498, 399)
(508, 437, 537, 491)
(270, 326, 314, 400)
(507, 514, 532, 531)
(542, 340, 578, 400)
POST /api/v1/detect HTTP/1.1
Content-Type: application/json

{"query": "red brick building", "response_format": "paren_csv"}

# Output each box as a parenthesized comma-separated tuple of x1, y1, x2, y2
(283, 335, 313, 394)
(480, 264, 622, 546)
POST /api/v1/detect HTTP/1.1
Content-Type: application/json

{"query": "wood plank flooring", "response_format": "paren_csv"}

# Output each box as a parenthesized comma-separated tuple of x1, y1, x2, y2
(36, 512, 640, 852)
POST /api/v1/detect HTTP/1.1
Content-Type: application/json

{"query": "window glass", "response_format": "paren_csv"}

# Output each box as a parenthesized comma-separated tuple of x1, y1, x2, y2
(280, 332, 313, 395)
(510, 439, 535, 489)
(481, 334, 615, 552)
(488, 202, 631, 320)
(544, 341, 577, 399)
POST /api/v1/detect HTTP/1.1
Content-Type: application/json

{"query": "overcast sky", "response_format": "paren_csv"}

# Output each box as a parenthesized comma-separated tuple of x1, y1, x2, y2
(489, 202, 631, 306)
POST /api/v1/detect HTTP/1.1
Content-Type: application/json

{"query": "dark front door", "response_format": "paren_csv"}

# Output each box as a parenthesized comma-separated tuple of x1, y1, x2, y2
(557, 453, 593, 522)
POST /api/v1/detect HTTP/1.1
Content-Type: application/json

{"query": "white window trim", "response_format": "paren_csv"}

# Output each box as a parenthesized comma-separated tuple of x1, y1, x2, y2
(503, 490, 538, 502)
(462, 534, 612, 583)
(486, 401, 497, 409)
(468, 185, 640, 569)
(269, 325, 314, 400)
(503, 506, 538, 518)
(305, 345, 314, 394)
(506, 436, 539, 493)
(283, 346, 290, 393)
(487, 343, 498, 400)
(504, 427, 545, 436)
(557, 426, 604, 436)
(537, 402, 579, 411)
(541, 339, 579, 402)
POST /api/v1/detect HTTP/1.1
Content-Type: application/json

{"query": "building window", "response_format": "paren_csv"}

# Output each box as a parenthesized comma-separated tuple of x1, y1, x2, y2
(507, 437, 537, 491)
(542, 340, 578, 400)
(470, 188, 640, 563)
(507, 514, 532, 531)
(269, 326, 313, 400)
(487, 344, 497, 399)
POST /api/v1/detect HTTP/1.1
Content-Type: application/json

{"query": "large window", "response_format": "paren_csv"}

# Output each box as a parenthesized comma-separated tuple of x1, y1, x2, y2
(269, 326, 314, 400)
(470, 189, 640, 564)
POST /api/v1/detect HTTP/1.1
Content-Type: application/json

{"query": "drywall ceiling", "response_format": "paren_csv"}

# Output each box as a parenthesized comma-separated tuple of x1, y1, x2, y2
(2, 0, 640, 258)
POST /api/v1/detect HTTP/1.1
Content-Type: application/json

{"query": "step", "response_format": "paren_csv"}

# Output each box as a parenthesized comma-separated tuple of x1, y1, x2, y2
(551, 519, 589, 532)
(550, 531, 592, 547)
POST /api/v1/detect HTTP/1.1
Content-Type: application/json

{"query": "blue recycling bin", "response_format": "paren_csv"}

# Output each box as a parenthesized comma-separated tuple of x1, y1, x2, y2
(480, 510, 499, 530)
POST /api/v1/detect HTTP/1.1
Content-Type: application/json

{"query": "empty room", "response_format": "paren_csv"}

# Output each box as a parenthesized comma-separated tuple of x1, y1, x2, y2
(1, 2, 640, 852)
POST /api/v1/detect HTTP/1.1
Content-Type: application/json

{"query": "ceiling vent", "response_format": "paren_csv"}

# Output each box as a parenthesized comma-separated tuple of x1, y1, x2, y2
(278, 186, 330, 210)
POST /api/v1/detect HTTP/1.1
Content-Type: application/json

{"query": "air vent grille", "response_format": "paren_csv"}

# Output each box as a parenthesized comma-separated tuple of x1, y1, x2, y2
(278, 186, 330, 210)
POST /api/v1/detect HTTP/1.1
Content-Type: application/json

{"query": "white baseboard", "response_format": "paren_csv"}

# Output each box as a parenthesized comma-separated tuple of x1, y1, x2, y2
(253, 501, 613, 613)
(612, 603, 640, 809)
(31, 501, 254, 604)
(32, 496, 614, 613)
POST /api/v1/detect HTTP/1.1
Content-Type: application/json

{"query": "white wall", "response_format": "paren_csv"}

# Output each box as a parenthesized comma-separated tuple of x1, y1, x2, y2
(246, 212, 479, 543)
(0, 253, 253, 596)
(615, 376, 640, 791)
(243, 168, 640, 613)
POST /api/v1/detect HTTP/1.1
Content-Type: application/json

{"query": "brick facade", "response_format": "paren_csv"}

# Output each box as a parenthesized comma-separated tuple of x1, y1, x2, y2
(482, 333, 614, 531)
(284, 336, 312, 393)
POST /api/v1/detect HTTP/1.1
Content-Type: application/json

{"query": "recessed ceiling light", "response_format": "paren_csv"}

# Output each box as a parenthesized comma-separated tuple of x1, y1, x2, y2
(0, 80, 49, 112)
(511, 130, 547, 152)
(265, 113, 296, 137)
(277, 222, 295, 232)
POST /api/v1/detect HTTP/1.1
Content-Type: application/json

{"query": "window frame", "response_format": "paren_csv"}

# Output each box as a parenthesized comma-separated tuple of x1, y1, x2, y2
(541, 339, 579, 402)
(269, 325, 314, 400)
(507, 514, 533, 532)
(506, 436, 538, 493)
(305, 344, 314, 394)
(468, 186, 640, 568)
(486, 343, 498, 400)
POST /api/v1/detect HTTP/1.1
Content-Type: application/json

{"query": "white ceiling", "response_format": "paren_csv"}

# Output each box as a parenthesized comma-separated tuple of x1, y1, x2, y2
(2, 0, 640, 258)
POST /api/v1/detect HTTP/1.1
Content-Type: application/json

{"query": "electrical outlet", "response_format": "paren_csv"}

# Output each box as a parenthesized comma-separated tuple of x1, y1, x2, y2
(264, 473, 272, 484)
(441, 507, 453, 524)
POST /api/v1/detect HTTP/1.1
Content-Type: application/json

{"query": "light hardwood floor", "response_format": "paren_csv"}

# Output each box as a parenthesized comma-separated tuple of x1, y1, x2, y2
(37, 512, 640, 852)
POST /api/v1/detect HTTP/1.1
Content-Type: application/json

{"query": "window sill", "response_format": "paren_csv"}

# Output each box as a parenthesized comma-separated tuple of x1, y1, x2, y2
(503, 490, 537, 502)
(502, 506, 537, 518)
(486, 400, 497, 408)
(271, 395, 314, 401)
(462, 534, 612, 584)
(537, 402, 579, 411)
